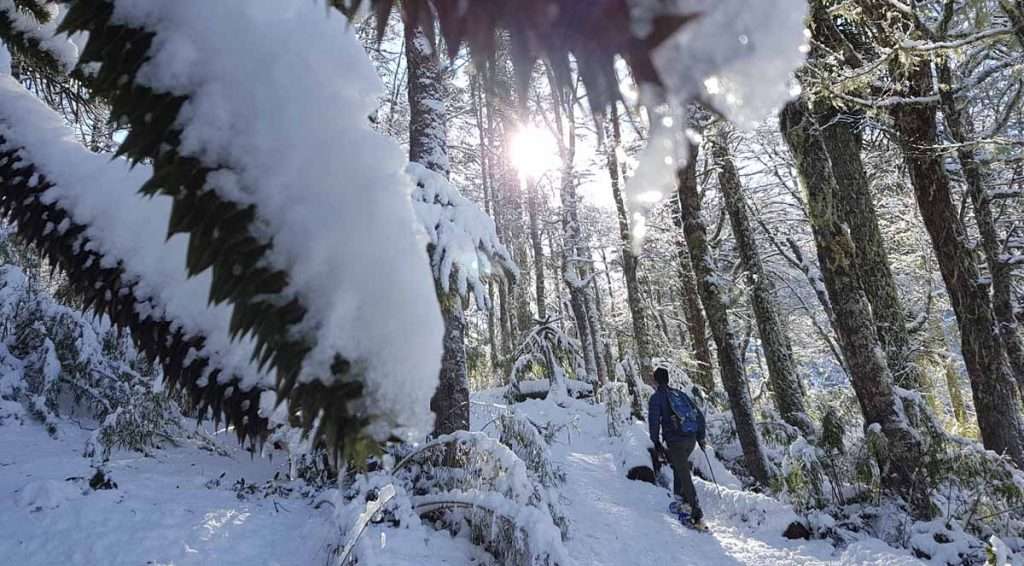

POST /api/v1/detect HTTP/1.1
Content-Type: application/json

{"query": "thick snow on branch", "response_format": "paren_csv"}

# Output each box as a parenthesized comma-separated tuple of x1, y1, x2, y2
(625, 0, 807, 248)
(103, 0, 443, 437)
(0, 0, 76, 72)
(0, 72, 270, 391)
(408, 162, 517, 308)
(648, 0, 808, 127)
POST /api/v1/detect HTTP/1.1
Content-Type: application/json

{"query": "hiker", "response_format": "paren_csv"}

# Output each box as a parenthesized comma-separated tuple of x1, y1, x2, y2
(648, 367, 707, 527)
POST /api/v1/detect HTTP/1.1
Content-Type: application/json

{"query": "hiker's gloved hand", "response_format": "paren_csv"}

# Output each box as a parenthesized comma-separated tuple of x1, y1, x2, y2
(653, 441, 665, 456)
(697, 438, 706, 451)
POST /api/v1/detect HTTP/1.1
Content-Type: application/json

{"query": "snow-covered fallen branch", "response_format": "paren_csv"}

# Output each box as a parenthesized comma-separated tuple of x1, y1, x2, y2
(411, 490, 572, 566)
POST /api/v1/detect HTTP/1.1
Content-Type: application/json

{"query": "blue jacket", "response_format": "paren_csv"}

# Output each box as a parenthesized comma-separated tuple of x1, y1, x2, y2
(648, 385, 706, 446)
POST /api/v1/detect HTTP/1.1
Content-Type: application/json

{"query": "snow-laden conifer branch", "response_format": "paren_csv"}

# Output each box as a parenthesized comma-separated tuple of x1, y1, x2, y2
(57, 0, 443, 457)
(0, 74, 273, 443)
(0, 0, 76, 75)
(408, 162, 517, 309)
(10, 0, 52, 24)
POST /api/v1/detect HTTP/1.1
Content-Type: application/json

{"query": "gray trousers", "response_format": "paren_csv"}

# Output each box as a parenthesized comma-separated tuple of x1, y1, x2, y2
(666, 437, 701, 517)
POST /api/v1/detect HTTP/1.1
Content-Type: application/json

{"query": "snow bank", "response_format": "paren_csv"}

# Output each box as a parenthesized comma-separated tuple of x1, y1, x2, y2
(616, 421, 654, 473)
(412, 490, 574, 565)
(512, 378, 593, 399)
(14, 478, 81, 510)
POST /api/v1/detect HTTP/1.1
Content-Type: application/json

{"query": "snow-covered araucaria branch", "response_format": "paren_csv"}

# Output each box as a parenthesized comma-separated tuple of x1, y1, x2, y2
(54, 0, 443, 459)
(408, 162, 518, 309)
(0, 72, 274, 443)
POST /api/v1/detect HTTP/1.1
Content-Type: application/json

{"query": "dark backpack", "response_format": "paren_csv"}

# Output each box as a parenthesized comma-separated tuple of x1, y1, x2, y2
(666, 389, 701, 434)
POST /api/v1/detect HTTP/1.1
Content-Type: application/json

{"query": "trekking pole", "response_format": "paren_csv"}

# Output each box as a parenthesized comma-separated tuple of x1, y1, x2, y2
(701, 445, 722, 497)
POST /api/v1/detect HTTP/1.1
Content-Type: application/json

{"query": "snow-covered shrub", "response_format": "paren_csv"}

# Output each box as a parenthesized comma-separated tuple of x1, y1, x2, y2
(600, 381, 631, 437)
(0, 259, 180, 460)
(495, 412, 569, 539)
(391, 431, 571, 564)
(615, 354, 651, 419)
(774, 437, 829, 513)
(495, 412, 567, 489)
(509, 319, 584, 404)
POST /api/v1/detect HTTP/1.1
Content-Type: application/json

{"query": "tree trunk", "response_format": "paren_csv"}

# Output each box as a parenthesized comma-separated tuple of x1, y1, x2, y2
(549, 73, 603, 386)
(431, 293, 470, 435)
(890, 61, 1024, 468)
(937, 61, 1024, 399)
(527, 180, 547, 321)
(671, 193, 716, 393)
(406, 20, 467, 434)
(607, 104, 655, 380)
(780, 98, 931, 517)
(710, 125, 812, 438)
(817, 108, 926, 391)
(676, 138, 772, 485)
(473, 76, 501, 379)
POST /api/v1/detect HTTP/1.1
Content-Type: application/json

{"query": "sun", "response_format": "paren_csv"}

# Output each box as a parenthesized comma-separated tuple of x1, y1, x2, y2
(510, 126, 560, 180)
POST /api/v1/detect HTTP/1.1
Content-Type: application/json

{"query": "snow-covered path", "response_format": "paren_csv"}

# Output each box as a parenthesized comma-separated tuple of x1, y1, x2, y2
(561, 448, 919, 565)
(2, 396, 927, 566)
(0, 422, 336, 566)
(479, 396, 925, 566)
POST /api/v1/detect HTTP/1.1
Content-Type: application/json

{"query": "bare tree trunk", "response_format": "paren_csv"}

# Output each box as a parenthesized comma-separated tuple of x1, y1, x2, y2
(473, 75, 501, 379)
(606, 104, 655, 380)
(780, 98, 931, 517)
(580, 239, 609, 388)
(676, 138, 771, 485)
(672, 193, 717, 393)
(817, 108, 926, 391)
(527, 180, 547, 321)
(406, 20, 467, 434)
(937, 61, 1024, 399)
(890, 61, 1024, 468)
(710, 125, 812, 438)
(549, 73, 603, 386)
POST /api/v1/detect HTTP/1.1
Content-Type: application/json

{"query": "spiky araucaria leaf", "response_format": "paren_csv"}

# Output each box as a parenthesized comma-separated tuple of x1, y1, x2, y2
(337, 0, 695, 111)
(55, 0, 361, 456)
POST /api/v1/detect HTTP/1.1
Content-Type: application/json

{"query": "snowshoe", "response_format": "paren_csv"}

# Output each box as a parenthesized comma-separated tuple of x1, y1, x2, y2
(668, 503, 711, 533)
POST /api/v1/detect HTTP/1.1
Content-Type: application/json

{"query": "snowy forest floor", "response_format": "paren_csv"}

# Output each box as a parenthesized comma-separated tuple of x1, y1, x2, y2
(2, 394, 929, 566)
